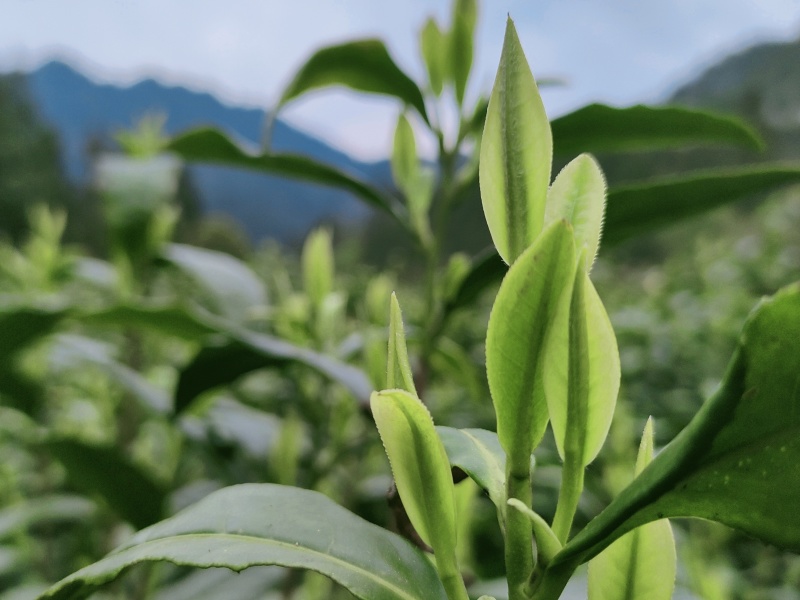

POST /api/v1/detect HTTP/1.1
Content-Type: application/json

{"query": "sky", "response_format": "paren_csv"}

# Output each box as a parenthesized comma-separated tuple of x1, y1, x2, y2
(3, 0, 800, 160)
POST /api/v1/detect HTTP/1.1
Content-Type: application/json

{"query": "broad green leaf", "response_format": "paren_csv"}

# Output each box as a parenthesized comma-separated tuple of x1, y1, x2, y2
(36, 484, 448, 600)
(587, 419, 676, 600)
(553, 282, 800, 569)
(551, 103, 764, 156)
(168, 128, 407, 225)
(386, 293, 417, 395)
(449, 0, 477, 106)
(545, 154, 606, 270)
(277, 40, 429, 124)
(480, 17, 552, 264)
(486, 221, 576, 466)
(420, 18, 446, 96)
(392, 113, 419, 195)
(175, 326, 373, 414)
(604, 165, 800, 245)
(0, 495, 96, 540)
(436, 426, 508, 510)
(301, 228, 334, 309)
(41, 438, 166, 530)
(544, 267, 620, 466)
(371, 390, 468, 600)
(162, 243, 267, 323)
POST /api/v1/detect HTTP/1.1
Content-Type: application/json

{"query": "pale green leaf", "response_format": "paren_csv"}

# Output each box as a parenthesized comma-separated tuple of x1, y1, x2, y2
(386, 293, 417, 395)
(545, 268, 620, 466)
(301, 228, 334, 309)
(420, 18, 446, 96)
(36, 484, 447, 600)
(486, 220, 576, 468)
(449, 0, 477, 106)
(545, 154, 606, 270)
(479, 17, 552, 264)
(391, 114, 419, 196)
(587, 419, 676, 600)
(371, 390, 468, 599)
(436, 426, 507, 510)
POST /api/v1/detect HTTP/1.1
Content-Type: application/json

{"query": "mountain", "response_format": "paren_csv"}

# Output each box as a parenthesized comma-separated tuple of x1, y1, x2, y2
(21, 60, 388, 243)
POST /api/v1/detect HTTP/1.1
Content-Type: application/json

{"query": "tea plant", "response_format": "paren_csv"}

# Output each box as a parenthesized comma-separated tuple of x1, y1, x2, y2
(29, 16, 800, 600)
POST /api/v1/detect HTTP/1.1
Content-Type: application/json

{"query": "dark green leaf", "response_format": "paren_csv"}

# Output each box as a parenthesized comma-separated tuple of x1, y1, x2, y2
(41, 438, 166, 530)
(175, 325, 373, 414)
(80, 303, 217, 341)
(436, 426, 508, 511)
(605, 165, 800, 245)
(168, 128, 405, 224)
(277, 40, 429, 123)
(37, 484, 447, 600)
(551, 103, 764, 156)
(553, 283, 800, 569)
(0, 304, 66, 358)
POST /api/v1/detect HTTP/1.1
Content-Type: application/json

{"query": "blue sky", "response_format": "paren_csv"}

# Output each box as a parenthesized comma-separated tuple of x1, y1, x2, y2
(3, 0, 800, 159)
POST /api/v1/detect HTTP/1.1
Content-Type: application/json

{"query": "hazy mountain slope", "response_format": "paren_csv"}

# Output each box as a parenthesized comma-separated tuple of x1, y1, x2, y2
(23, 60, 384, 242)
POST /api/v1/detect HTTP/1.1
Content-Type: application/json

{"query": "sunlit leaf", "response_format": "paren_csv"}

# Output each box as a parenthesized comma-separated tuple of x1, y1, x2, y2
(545, 154, 606, 270)
(479, 17, 552, 264)
(386, 293, 417, 395)
(36, 484, 448, 600)
(277, 39, 429, 123)
(486, 221, 575, 463)
(544, 266, 620, 467)
(371, 390, 467, 600)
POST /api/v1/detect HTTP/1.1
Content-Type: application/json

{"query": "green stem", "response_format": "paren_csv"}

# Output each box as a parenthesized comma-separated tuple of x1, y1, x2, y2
(551, 450, 585, 544)
(440, 570, 470, 600)
(505, 464, 535, 600)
